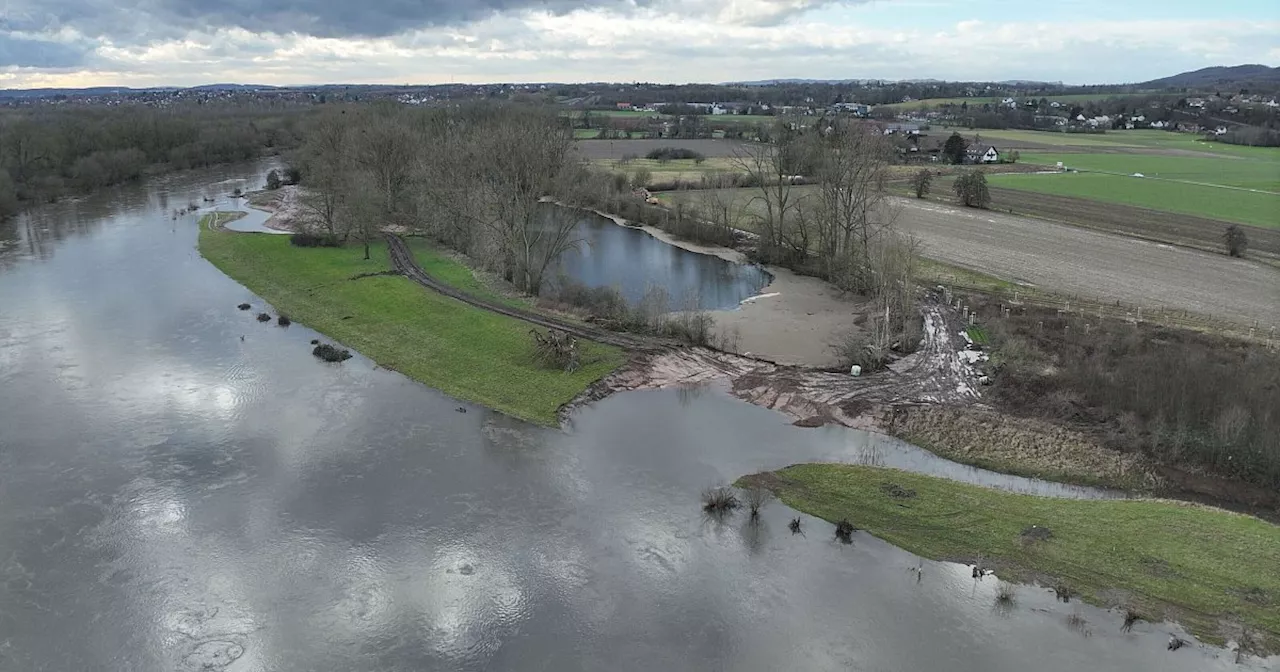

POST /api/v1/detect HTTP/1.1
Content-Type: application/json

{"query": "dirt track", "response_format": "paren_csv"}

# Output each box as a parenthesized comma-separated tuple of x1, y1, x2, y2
(892, 198, 1280, 328)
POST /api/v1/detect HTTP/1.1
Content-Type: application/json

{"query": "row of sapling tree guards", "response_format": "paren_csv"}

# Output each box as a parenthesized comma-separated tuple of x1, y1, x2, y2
(291, 103, 927, 367)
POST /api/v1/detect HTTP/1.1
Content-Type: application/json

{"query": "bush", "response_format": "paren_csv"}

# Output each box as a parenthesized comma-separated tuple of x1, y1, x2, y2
(701, 486, 740, 514)
(744, 485, 773, 519)
(529, 328, 579, 372)
(981, 300, 1280, 489)
(256, 313, 272, 322)
(953, 170, 990, 208)
(911, 169, 932, 199)
(283, 166, 302, 185)
(541, 280, 715, 346)
(312, 343, 352, 362)
(276, 315, 291, 326)
(834, 518, 855, 542)
(290, 233, 340, 247)
(265, 170, 282, 190)
(645, 147, 705, 162)
(1223, 225, 1249, 257)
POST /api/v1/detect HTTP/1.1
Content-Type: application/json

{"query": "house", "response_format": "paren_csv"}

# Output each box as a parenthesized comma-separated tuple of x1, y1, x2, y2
(833, 102, 871, 117)
(882, 122, 921, 135)
(1149, 120, 1169, 129)
(1214, 126, 1228, 136)
(967, 146, 1001, 164)
(616, 102, 633, 110)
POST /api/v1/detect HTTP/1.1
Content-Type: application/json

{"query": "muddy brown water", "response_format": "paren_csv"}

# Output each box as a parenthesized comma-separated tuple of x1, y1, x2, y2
(0, 160, 1272, 671)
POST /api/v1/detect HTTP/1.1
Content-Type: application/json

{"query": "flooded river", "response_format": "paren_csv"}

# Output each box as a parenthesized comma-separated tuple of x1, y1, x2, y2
(0, 161, 1270, 671)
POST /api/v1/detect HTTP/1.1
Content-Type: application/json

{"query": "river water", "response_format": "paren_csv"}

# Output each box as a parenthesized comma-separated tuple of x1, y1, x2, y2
(544, 209, 771, 310)
(0, 161, 1270, 671)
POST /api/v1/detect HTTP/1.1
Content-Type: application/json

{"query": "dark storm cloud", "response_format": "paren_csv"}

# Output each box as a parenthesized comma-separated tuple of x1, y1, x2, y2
(4, 0, 644, 44)
(0, 34, 91, 67)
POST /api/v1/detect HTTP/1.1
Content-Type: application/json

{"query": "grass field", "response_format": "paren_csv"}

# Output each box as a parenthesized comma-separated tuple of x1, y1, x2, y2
(973, 129, 1280, 160)
(198, 223, 625, 425)
(741, 464, 1280, 652)
(990, 172, 1280, 228)
(1018, 153, 1280, 192)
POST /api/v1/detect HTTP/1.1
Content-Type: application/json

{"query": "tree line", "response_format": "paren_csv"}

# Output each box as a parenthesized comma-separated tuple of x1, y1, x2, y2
(0, 105, 308, 219)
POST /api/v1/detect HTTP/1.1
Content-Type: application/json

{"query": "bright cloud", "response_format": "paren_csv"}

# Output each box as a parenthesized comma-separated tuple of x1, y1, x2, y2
(0, 0, 1275, 86)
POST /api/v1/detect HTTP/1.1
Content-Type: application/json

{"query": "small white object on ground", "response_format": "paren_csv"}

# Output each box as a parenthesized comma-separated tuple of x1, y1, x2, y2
(850, 365, 862, 377)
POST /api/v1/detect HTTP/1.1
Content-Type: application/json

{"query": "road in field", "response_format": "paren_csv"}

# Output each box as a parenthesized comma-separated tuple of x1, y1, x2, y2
(893, 197, 1280, 328)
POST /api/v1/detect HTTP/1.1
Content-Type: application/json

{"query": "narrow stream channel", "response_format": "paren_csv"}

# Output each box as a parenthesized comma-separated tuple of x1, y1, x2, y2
(0, 160, 1270, 671)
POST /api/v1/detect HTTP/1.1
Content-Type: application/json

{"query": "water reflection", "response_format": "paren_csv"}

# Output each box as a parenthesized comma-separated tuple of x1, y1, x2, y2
(0, 160, 1270, 671)
(543, 210, 771, 310)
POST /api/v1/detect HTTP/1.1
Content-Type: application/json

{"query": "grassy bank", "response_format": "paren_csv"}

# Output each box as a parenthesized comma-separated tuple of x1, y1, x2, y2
(198, 223, 626, 425)
(741, 464, 1280, 651)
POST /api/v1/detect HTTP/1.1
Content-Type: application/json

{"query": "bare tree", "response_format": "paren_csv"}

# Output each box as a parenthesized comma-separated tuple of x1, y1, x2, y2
(811, 121, 894, 291)
(730, 122, 811, 265)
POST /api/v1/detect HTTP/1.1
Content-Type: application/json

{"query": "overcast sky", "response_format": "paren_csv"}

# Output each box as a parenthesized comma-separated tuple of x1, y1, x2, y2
(1, 0, 1277, 88)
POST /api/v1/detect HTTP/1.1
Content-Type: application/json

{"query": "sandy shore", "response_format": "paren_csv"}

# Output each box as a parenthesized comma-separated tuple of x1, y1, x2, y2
(245, 186, 304, 232)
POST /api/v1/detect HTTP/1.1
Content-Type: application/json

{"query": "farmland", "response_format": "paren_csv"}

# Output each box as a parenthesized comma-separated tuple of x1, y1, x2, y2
(656, 186, 1280, 326)
(989, 172, 1279, 228)
(880, 92, 1154, 110)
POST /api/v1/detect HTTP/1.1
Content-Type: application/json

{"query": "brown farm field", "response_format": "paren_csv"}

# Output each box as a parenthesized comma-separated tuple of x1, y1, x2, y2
(964, 184, 1280, 262)
(573, 138, 754, 161)
(657, 187, 1280, 328)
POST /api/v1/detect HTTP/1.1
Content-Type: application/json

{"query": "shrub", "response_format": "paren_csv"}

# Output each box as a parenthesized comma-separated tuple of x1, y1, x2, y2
(276, 315, 291, 327)
(312, 343, 352, 362)
(744, 485, 773, 519)
(283, 166, 302, 185)
(645, 147, 705, 161)
(529, 328, 580, 372)
(1223, 224, 1248, 257)
(701, 486, 740, 514)
(237, 303, 251, 310)
(981, 299, 1280, 489)
(290, 233, 341, 247)
(995, 582, 1018, 605)
(911, 169, 932, 199)
(265, 170, 282, 190)
(256, 313, 272, 322)
(953, 170, 990, 208)
(834, 519, 855, 542)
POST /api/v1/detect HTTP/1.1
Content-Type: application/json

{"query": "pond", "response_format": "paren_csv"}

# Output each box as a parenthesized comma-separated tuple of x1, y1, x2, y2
(0, 161, 1268, 671)
(544, 208, 771, 310)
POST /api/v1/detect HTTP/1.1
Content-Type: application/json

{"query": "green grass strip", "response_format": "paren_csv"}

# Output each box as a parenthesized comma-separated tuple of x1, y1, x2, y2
(198, 221, 626, 425)
(741, 463, 1280, 651)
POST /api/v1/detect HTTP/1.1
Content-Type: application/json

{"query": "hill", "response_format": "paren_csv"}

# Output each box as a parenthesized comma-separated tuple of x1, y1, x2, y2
(1139, 64, 1280, 90)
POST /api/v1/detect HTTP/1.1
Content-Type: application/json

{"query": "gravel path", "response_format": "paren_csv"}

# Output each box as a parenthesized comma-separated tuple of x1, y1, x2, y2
(892, 198, 1280, 328)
